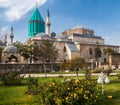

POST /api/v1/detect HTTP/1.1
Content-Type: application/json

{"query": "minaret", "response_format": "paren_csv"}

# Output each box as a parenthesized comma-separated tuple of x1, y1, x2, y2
(4, 34, 7, 46)
(46, 9, 51, 36)
(10, 26, 14, 44)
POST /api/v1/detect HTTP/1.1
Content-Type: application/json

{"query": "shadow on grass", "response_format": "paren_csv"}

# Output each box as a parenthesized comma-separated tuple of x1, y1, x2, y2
(0, 82, 28, 86)
(0, 101, 40, 105)
(0, 78, 29, 86)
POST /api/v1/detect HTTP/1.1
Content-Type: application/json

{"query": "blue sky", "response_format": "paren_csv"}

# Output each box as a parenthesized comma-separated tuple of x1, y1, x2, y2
(0, 0, 120, 46)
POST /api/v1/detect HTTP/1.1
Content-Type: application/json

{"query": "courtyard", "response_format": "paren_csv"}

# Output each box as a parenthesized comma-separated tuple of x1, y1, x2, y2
(0, 71, 120, 105)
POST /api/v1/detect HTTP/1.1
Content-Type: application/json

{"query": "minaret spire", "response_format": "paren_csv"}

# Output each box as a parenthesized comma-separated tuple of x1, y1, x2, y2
(10, 26, 14, 44)
(46, 9, 51, 36)
(4, 34, 7, 46)
(47, 9, 50, 18)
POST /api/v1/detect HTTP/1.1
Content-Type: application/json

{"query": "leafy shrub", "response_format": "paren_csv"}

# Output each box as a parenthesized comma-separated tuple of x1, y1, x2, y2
(92, 67, 102, 73)
(117, 73, 120, 81)
(26, 75, 40, 95)
(92, 67, 112, 76)
(0, 70, 25, 86)
(103, 67, 112, 76)
(85, 69, 91, 80)
(38, 79, 101, 105)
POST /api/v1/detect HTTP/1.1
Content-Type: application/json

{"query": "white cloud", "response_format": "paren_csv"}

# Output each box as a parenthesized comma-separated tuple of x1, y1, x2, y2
(0, 0, 47, 21)
(1, 26, 9, 32)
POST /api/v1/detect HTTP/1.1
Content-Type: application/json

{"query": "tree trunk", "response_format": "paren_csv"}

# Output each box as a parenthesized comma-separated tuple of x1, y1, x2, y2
(43, 63, 47, 77)
(76, 68, 79, 77)
(51, 62, 54, 72)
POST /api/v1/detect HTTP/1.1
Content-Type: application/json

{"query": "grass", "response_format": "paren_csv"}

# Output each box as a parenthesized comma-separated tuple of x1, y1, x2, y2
(0, 78, 38, 105)
(103, 76, 120, 105)
(0, 77, 69, 105)
(0, 86, 29, 105)
(0, 75, 120, 105)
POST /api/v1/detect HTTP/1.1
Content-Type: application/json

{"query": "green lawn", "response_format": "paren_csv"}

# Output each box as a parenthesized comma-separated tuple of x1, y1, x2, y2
(0, 77, 67, 105)
(0, 76, 120, 105)
(103, 76, 120, 105)
(0, 78, 38, 105)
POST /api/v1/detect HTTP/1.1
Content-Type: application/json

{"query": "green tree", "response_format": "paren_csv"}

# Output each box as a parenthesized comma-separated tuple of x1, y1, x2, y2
(94, 47, 102, 59)
(103, 48, 117, 55)
(59, 60, 71, 71)
(14, 41, 34, 63)
(39, 40, 58, 76)
(22, 44, 34, 63)
(49, 43, 58, 71)
(71, 57, 87, 77)
(94, 47, 102, 67)
(59, 61, 67, 76)
(59, 58, 88, 77)
(59, 61, 66, 71)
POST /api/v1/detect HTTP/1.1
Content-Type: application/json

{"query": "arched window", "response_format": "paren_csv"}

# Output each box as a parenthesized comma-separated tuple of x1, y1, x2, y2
(89, 48, 92, 55)
(63, 46, 66, 52)
(104, 58, 106, 63)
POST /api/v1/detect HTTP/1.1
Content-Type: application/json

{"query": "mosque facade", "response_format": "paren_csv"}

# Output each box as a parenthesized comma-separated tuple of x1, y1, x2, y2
(0, 6, 120, 68)
(26, 6, 119, 67)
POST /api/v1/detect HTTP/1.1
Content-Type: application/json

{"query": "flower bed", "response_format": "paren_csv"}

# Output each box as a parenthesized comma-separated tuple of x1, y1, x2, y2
(37, 79, 101, 105)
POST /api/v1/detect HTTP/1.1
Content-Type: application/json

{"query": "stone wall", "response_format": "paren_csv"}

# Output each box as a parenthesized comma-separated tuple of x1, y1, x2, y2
(54, 41, 66, 61)
(109, 54, 120, 68)
(76, 43, 119, 65)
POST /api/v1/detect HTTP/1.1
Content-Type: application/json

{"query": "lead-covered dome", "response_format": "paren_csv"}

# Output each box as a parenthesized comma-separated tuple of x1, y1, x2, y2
(0, 40, 5, 46)
(2, 45, 18, 53)
(36, 33, 49, 37)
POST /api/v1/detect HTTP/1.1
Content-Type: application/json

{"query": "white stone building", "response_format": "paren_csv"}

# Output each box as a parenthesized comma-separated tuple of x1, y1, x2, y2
(0, 6, 120, 69)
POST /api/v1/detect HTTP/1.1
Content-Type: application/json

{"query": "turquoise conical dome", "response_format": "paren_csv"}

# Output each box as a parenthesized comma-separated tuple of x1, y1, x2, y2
(28, 8, 45, 37)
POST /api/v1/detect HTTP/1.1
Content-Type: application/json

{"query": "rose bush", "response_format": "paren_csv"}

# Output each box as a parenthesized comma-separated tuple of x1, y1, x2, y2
(38, 79, 101, 105)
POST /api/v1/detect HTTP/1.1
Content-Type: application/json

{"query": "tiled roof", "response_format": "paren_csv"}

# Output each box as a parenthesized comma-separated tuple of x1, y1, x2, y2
(66, 43, 78, 52)
(72, 33, 102, 39)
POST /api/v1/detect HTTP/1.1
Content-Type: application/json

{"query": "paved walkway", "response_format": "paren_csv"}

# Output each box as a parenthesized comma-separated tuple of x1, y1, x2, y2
(23, 73, 117, 78)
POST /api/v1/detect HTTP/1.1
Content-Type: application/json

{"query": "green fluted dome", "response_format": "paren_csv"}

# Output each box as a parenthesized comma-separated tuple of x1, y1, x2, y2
(28, 8, 45, 37)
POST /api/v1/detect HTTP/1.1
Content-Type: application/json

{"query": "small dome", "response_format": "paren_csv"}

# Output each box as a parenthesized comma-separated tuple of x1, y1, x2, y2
(51, 32, 56, 37)
(0, 40, 4, 46)
(2, 45, 18, 53)
(36, 33, 49, 37)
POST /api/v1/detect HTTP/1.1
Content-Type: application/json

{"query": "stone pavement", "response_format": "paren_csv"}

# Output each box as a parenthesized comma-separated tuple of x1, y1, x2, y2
(23, 73, 117, 78)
